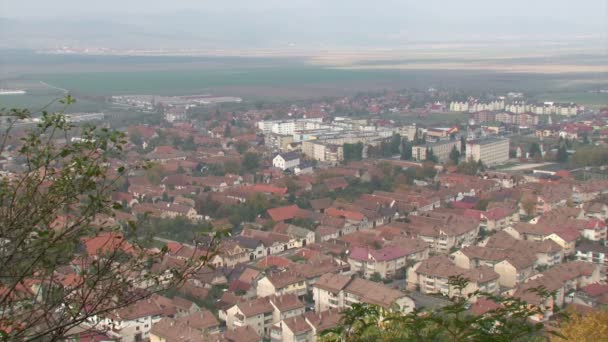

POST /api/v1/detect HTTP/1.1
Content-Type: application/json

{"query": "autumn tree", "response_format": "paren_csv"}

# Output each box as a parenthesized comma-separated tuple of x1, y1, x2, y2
(0, 97, 221, 341)
(551, 308, 608, 341)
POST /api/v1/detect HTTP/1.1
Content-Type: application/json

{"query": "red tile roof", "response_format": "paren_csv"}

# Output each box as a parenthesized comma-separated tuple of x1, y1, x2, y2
(267, 205, 301, 222)
(82, 232, 135, 257)
(581, 283, 608, 297)
(349, 246, 410, 262)
(242, 184, 288, 196)
(326, 207, 365, 221)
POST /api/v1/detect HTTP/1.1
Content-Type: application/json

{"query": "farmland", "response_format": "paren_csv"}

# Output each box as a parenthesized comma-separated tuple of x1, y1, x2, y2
(1, 51, 607, 105)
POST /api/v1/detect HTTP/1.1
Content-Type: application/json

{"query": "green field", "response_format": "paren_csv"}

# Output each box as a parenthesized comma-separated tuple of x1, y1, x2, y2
(2, 53, 607, 104)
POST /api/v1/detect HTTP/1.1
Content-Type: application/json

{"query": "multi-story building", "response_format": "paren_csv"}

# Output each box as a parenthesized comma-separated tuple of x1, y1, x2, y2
(411, 139, 460, 163)
(302, 141, 343, 164)
(347, 239, 429, 279)
(576, 242, 608, 268)
(408, 256, 499, 301)
(256, 271, 308, 298)
(224, 294, 305, 338)
(495, 112, 539, 127)
(265, 133, 295, 152)
(465, 138, 510, 166)
(313, 274, 414, 313)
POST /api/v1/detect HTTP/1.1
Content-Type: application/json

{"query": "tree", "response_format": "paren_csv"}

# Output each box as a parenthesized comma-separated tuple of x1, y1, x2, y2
(521, 198, 537, 218)
(129, 130, 142, 147)
(343, 143, 363, 162)
(223, 124, 232, 138)
(426, 148, 438, 163)
(242, 152, 260, 173)
(235, 140, 249, 155)
(474, 199, 490, 211)
(551, 308, 608, 341)
(390, 134, 401, 155)
(449, 145, 461, 165)
(0, 98, 221, 340)
(457, 158, 480, 175)
(460, 135, 467, 154)
(145, 165, 163, 185)
(582, 132, 590, 145)
(400, 139, 412, 160)
(556, 145, 568, 163)
(369, 272, 383, 283)
(528, 142, 542, 159)
(321, 276, 562, 342)
(182, 135, 196, 151)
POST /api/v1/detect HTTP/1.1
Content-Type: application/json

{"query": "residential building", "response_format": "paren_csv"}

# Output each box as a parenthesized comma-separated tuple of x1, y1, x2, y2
(408, 256, 499, 301)
(256, 271, 308, 298)
(576, 242, 608, 268)
(150, 310, 220, 342)
(273, 152, 301, 171)
(399, 213, 480, 254)
(225, 294, 304, 338)
(270, 309, 342, 342)
(89, 294, 178, 342)
(313, 274, 414, 313)
(347, 239, 429, 279)
(465, 138, 510, 166)
(412, 139, 460, 163)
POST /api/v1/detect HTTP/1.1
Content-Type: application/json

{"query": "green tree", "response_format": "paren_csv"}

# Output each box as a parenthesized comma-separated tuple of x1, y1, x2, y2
(369, 272, 383, 282)
(460, 136, 467, 154)
(457, 159, 481, 175)
(528, 142, 542, 159)
(426, 148, 439, 163)
(449, 145, 461, 165)
(235, 140, 250, 154)
(223, 124, 232, 138)
(182, 135, 197, 151)
(242, 152, 260, 173)
(0, 97, 221, 340)
(556, 145, 568, 163)
(390, 134, 402, 155)
(400, 139, 412, 160)
(474, 199, 490, 211)
(343, 143, 364, 162)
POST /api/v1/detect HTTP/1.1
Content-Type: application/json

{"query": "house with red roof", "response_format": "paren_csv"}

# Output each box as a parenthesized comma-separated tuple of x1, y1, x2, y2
(81, 232, 136, 258)
(325, 207, 365, 222)
(240, 184, 288, 197)
(266, 205, 312, 223)
(574, 283, 608, 307)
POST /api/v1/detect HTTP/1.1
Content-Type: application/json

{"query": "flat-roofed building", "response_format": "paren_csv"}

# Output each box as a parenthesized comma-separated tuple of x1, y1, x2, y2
(412, 139, 460, 163)
(465, 138, 510, 166)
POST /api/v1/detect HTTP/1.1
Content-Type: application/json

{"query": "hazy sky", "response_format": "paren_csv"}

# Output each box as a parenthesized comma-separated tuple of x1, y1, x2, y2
(1, 0, 606, 21)
(1, 0, 607, 49)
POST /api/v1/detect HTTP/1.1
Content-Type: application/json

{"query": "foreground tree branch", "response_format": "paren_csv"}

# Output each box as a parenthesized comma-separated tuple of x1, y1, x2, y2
(0, 97, 222, 341)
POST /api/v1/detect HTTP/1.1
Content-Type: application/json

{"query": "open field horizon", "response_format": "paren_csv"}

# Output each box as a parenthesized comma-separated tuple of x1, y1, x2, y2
(1, 49, 607, 107)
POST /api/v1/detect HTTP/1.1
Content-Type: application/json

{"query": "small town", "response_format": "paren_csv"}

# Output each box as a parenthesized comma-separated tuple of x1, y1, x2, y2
(3, 86, 607, 341)
(1, 1, 607, 341)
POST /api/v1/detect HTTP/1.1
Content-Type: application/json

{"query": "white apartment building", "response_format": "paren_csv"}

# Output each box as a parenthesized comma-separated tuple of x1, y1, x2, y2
(465, 138, 510, 166)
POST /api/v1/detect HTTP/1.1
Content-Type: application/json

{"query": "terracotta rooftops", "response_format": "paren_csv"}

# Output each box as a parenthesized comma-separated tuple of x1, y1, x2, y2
(314, 273, 351, 294)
